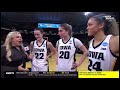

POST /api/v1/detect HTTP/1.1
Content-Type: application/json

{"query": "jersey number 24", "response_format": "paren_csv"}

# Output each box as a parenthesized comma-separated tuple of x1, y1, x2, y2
(88, 59, 102, 71)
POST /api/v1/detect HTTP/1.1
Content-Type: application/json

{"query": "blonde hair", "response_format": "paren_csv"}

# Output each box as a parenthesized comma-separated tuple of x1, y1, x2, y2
(4, 31, 26, 61)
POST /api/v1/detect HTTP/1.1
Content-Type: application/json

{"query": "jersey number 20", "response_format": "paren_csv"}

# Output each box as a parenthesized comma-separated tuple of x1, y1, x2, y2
(59, 51, 70, 59)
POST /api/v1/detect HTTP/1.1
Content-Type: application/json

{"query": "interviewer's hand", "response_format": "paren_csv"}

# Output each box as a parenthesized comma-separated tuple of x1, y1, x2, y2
(28, 53, 34, 60)
(18, 64, 29, 71)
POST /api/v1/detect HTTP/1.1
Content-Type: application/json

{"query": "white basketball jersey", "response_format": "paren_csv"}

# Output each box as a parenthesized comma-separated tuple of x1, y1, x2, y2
(57, 37, 76, 71)
(32, 40, 47, 67)
(88, 35, 116, 71)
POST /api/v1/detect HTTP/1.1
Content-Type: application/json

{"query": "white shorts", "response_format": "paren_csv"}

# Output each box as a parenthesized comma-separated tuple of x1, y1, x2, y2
(57, 65, 76, 71)
(31, 64, 48, 71)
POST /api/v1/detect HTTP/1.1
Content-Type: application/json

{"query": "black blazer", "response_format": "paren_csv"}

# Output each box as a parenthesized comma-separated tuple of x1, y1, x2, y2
(1, 45, 29, 78)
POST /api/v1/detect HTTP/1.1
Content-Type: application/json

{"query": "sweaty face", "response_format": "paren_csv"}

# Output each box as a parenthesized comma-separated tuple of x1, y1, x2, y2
(58, 27, 68, 39)
(11, 34, 23, 47)
(34, 30, 43, 41)
(86, 18, 102, 36)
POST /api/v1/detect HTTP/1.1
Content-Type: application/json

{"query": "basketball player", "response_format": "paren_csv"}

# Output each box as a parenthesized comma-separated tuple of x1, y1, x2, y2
(29, 28, 56, 71)
(56, 23, 88, 71)
(87, 13, 119, 71)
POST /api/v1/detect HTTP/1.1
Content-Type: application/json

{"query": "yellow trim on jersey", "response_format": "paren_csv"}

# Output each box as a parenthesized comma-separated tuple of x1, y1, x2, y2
(111, 57, 117, 71)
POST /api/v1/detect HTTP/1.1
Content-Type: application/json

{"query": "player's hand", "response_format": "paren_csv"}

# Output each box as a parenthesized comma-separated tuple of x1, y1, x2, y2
(56, 61, 58, 65)
(56, 59, 58, 65)
(71, 62, 78, 69)
(46, 56, 49, 60)
(75, 62, 80, 67)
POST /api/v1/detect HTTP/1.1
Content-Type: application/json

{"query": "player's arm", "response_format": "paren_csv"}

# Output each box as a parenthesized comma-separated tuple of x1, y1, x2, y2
(47, 41, 56, 60)
(28, 41, 34, 60)
(55, 41, 58, 65)
(75, 38, 88, 67)
(77, 45, 88, 67)
(110, 36, 119, 56)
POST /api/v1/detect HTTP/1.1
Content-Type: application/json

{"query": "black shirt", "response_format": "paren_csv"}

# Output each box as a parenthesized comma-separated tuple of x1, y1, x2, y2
(1, 45, 29, 77)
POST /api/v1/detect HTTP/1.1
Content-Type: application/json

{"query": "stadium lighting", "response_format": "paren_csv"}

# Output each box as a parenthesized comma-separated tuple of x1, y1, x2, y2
(84, 12, 92, 16)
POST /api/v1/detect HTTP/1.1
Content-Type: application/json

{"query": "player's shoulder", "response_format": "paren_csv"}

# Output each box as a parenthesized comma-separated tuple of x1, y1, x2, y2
(59, 38, 62, 41)
(89, 39, 92, 43)
(57, 38, 62, 42)
(73, 37, 81, 42)
(88, 38, 94, 46)
(30, 40, 35, 44)
(73, 37, 79, 40)
(47, 41, 52, 46)
(110, 35, 119, 40)
(110, 35, 119, 44)
(30, 41, 35, 46)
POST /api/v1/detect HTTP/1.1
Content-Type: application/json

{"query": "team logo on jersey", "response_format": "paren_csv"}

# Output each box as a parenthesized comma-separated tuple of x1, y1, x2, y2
(102, 42, 108, 46)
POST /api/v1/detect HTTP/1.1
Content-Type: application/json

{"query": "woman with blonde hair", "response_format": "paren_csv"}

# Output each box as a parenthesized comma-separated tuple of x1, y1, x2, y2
(1, 31, 29, 78)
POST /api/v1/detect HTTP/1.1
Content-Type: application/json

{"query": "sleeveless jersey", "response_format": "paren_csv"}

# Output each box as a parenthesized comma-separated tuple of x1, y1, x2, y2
(32, 39, 47, 67)
(88, 35, 117, 71)
(57, 37, 76, 70)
